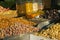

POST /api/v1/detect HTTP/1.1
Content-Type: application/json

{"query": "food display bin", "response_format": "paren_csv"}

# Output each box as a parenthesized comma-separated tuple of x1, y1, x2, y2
(16, 0, 44, 18)
(3, 34, 57, 40)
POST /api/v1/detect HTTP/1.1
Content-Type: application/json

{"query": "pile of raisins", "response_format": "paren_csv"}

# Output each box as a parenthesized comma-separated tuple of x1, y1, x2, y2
(40, 9, 60, 20)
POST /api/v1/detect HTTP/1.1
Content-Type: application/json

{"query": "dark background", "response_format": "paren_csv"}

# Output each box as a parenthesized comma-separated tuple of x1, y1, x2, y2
(0, 0, 60, 10)
(0, 0, 16, 10)
(51, 0, 60, 9)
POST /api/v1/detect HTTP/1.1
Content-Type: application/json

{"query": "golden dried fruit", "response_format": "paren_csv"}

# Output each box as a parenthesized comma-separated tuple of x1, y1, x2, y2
(34, 23, 60, 40)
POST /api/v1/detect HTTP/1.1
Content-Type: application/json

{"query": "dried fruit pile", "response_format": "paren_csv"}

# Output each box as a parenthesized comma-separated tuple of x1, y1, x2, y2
(0, 17, 39, 39)
(0, 6, 9, 12)
(0, 6, 17, 17)
(34, 23, 60, 40)
(40, 9, 60, 20)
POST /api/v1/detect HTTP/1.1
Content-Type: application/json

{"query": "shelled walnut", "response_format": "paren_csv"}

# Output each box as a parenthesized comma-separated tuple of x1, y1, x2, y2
(0, 17, 39, 39)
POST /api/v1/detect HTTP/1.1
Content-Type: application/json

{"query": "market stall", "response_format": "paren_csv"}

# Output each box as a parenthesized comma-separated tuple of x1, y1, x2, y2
(0, 0, 60, 40)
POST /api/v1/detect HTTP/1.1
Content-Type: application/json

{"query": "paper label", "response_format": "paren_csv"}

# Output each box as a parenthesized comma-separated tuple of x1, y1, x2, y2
(33, 3, 38, 12)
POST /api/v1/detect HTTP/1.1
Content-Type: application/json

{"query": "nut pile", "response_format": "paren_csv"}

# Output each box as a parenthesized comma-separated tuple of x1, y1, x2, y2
(0, 6, 17, 17)
(34, 23, 60, 40)
(40, 9, 60, 20)
(0, 6, 9, 12)
(0, 17, 39, 38)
